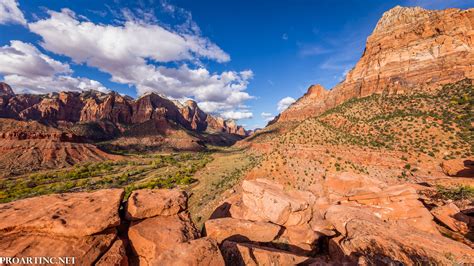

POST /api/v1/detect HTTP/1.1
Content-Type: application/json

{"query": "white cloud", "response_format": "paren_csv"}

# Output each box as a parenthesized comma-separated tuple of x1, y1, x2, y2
(0, 41, 107, 93)
(4, 75, 108, 94)
(277, 97, 296, 112)
(0, 0, 27, 26)
(29, 9, 229, 64)
(261, 112, 274, 121)
(28, 8, 253, 114)
(0, 41, 71, 77)
(221, 110, 253, 120)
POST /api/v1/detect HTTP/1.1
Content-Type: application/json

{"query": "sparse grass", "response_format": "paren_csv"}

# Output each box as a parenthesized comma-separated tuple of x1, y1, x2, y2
(274, 79, 473, 159)
(0, 152, 213, 203)
(435, 185, 474, 201)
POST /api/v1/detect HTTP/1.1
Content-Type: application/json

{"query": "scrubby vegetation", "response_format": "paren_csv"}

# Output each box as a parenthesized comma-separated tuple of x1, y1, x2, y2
(277, 79, 473, 159)
(0, 152, 213, 203)
(436, 185, 474, 201)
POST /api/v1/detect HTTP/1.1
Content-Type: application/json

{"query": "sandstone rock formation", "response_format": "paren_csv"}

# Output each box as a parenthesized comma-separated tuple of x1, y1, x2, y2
(0, 189, 125, 265)
(0, 118, 121, 176)
(125, 189, 188, 220)
(326, 205, 474, 264)
(1, 179, 473, 265)
(0, 84, 248, 174)
(204, 217, 282, 243)
(0, 188, 227, 265)
(0, 86, 248, 137)
(431, 203, 470, 233)
(0, 82, 14, 96)
(207, 178, 474, 265)
(221, 241, 322, 266)
(128, 213, 200, 265)
(154, 238, 225, 266)
(442, 159, 474, 177)
(273, 6, 474, 124)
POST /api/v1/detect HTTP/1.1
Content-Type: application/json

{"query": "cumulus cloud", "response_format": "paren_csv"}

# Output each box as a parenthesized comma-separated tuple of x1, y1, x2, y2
(261, 112, 274, 121)
(0, 0, 27, 26)
(0, 41, 71, 77)
(4, 75, 108, 94)
(27, 8, 253, 113)
(277, 97, 296, 112)
(0, 41, 107, 93)
(221, 110, 253, 120)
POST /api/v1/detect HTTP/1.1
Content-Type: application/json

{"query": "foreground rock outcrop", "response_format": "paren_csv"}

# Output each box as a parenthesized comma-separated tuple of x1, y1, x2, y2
(0, 188, 226, 266)
(0, 189, 125, 265)
(1, 177, 473, 265)
(206, 178, 474, 265)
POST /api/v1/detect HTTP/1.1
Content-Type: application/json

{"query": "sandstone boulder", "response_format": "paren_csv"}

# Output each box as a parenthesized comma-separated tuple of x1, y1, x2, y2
(0, 189, 124, 236)
(221, 241, 326, 266)
(228, 196, 265, 222)
(441, 159, 474, 177)
(153, 237, 225, 266)
(128, 213, 199, 265)
(431, 203, 470, 233)
(277, 223, 320, 254)
(242, 179, 314, 226)
(125, 189, 187, 220)
(96, 239, 129, 266)
(204, 217, 281, 244)
(325, 205, 474, 264)
(343, 184, 439, 235)
(324, 172, 383, 200)
(0, 230, 117, 265)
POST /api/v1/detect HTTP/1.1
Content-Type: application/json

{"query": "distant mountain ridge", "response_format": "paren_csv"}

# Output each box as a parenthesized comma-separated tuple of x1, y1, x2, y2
(0, 83, 248, 138)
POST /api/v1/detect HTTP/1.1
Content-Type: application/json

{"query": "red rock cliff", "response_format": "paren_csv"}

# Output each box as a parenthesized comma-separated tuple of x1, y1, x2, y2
(276, 6, 474, 123)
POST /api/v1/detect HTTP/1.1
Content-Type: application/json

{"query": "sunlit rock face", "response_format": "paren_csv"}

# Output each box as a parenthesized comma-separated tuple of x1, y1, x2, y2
(275, 6, 474, 123)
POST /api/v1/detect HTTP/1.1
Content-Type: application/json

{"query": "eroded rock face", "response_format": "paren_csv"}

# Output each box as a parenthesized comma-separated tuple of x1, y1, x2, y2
(242, 179, 315, 226)
(441, 158, 474, 177)
(0, 230, 117, 265)
(0, 189, 124, 265)
(125, 189, 188, 220)
(0, 188, 227, 265)
(0, 189, 124, 237)
(0, 82, 14, 96)
(221, 241, 322, 266)
(431, 203, 470, 233)
(0, 87, 248, 136)
(128, 213, 200, 265)
(96, 239, 129, 266)
(154, 237, 225, 266)
(325, 205, 474, 264)
(275, 6, 474, 123)
(204, 217, 281, 243)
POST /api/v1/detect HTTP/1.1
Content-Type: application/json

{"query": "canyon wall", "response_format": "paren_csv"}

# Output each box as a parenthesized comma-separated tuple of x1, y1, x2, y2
(275, 6, 474, 123)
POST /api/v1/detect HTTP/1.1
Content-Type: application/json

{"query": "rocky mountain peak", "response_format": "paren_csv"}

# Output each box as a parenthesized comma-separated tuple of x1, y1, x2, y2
(185, 99, 198, 110)
(373, 5, 430, 33)
(0, 82, 15, 96)
(305, 84, 327, 98)
(274, 6, 474, 124)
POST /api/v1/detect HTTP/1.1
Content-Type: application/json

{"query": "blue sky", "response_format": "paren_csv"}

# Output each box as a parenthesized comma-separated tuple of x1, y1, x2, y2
(0, 0, 472, 129)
